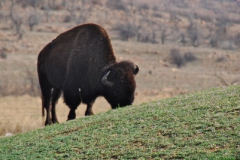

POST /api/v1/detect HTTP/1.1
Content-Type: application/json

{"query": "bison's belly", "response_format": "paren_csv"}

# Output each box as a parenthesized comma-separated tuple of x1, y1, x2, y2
(47, 66, 66, 89)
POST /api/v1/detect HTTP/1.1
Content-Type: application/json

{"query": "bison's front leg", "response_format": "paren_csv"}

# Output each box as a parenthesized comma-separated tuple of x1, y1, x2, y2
(45, 106, 52, 125)
(63, 86, 81, 121)
(85, 101, 95, 116)
(67, 109, 76, 120)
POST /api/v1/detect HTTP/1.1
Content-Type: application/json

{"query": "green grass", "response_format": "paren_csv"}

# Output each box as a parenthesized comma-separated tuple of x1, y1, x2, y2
(0, 86, 240, 159)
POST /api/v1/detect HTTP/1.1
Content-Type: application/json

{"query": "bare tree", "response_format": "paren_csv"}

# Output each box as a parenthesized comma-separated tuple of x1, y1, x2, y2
(160, 27, 170, 45)
(65, 0, 91, 24)
(208, 11, 233, 49)
(66, 0, 76, 22)
(138, 2, 150, 16)
(0, 0, 6, 9)
(28, 11, 39, 31)
(209, 35, 218, 48)
(16, 0, 36, 8)
(43, 0, 51, 22)
(209, 25, 227, 48)
(151, 30, 157, 43)
(187, 23, 199, 47)
(91, 0, 102, 6)
(106, 0, 127, 11)
(114, 23, 136, 41)
(10, 1, 23, 39)
(0, 48, 7, 59)
(204, 23, 214, 39)
(115, 1, 142, 42)
(179, 34, 187, 46)
(234, 33, 240, 48)
(75, 0, 92, 24)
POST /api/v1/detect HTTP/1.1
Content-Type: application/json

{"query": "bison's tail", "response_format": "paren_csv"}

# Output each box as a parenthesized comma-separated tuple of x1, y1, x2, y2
(42, 97, 45, 126)
(42, 104, 45, 117)
(41, 95, 45, 117)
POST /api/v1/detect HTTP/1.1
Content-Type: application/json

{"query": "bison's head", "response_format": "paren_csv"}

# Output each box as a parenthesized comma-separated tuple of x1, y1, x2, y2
(102, 61, 139, 109)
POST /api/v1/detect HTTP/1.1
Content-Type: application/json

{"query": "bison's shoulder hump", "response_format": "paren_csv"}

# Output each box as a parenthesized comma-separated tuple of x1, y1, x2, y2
(54, 23, 109, 43)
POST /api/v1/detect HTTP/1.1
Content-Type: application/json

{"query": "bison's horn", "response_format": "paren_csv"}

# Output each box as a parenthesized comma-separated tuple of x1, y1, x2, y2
(102, 71, 114, 87)
(133, 65, 139, 75)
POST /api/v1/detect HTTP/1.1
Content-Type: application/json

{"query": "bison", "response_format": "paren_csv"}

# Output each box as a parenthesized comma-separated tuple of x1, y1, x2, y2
(37, 23, 139, 125)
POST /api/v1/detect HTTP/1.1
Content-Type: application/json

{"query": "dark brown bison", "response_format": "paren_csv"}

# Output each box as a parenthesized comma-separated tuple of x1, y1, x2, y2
(37, 23, 139, 125)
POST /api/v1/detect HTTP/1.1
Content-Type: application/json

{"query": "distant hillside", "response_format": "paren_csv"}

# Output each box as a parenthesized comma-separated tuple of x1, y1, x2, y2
(0, 0, 240, 49)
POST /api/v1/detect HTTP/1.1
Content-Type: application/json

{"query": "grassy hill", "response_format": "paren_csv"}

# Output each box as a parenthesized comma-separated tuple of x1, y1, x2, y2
(1, 0, 240, 138)
(0, 85, 239, 159)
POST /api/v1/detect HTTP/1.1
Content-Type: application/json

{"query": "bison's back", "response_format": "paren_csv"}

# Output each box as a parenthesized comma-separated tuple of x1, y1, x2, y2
(38, 23, 116, 89)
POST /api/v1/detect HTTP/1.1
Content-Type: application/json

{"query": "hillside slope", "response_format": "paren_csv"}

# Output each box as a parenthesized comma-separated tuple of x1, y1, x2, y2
(0, 85, 239, 159)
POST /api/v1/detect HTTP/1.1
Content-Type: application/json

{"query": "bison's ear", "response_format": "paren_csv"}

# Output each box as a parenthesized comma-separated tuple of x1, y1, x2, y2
(133, 65, 139, 75)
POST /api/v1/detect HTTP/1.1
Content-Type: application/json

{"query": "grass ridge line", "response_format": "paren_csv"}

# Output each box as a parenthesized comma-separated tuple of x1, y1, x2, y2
(0, 85, 239, 159)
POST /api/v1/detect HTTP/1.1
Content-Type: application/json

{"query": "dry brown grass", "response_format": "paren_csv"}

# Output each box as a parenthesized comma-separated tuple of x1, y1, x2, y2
(0, 95, 107, 136)
(0, 95, 42, 136)
(0, 93, 166, 136)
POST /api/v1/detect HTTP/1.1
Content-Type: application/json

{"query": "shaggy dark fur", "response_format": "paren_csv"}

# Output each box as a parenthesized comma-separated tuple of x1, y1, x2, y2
(37, 23, 139, 125)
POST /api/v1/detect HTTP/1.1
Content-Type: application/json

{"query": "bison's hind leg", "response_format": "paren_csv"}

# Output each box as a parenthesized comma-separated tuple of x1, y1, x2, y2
(51, 88, 62, 124)
(38, 73, 53, 126)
